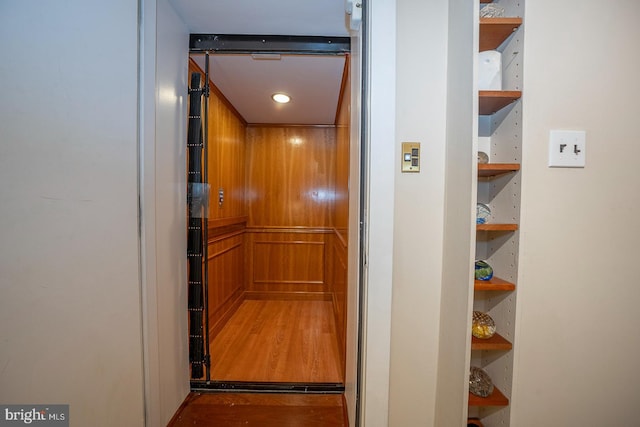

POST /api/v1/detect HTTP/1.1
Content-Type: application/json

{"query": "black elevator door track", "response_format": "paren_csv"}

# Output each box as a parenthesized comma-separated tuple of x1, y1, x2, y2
(190, 380, 345, 394)
(189, 34, 349, 55)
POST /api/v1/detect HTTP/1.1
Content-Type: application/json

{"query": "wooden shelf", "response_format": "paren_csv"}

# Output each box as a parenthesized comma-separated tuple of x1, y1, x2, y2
(469, 5, 520, 418)
(468, 386, 509, 407)
(474, 276, 516, 291)
(472, 333, 512, 351)
(479, 90, 521, 115)
(479, 17, 522, 51)
(476, 223, 518, 232)
(478, 163, 520, 178)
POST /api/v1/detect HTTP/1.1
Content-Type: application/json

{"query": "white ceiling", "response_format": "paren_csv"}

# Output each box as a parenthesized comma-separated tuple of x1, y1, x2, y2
(169, 0, 349, 37)
(191, 54, 346, 125)
(170, 0, 350, 125)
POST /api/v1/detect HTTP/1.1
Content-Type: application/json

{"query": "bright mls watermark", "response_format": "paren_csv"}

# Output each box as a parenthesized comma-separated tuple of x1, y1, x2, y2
(0, 405, 68, 426)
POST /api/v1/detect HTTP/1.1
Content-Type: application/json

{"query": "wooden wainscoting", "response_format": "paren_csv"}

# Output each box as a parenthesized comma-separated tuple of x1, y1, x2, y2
(207, 217, 247, 339)
(245, 228, 333, 300)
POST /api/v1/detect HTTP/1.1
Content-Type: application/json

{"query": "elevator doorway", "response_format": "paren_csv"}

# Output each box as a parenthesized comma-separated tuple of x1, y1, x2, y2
(188, 45, 354, 391)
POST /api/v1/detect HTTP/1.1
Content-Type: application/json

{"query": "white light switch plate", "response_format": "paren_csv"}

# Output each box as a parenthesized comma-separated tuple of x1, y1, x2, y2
(548, 130, 586, 168)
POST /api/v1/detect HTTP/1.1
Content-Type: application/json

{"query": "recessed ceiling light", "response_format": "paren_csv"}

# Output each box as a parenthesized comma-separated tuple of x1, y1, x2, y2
(272, 93, 291, 104)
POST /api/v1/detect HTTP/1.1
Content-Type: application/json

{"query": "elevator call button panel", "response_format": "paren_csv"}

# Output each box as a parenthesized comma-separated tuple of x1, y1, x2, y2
(401, 142, 420, 173)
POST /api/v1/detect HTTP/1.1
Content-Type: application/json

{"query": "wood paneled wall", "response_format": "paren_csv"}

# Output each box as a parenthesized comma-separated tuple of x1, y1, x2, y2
(207, 224, 245, 338)
(245, 229, 332, 297)
(188, 59, 247, 222)
(205, 80, 246, 221)
(335, 57, 351, 243)
(244, 126, 338, 301)
(245, 126, 336, 228)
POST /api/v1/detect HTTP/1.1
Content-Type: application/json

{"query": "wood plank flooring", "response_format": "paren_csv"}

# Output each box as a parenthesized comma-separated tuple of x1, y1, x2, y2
(168, 392, 348, 427)
(210, 299, 343, 383)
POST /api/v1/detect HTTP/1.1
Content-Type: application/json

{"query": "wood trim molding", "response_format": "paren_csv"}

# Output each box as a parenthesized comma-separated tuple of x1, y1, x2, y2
(253, 279, 325, 285)
(209, 288, 244, 340)
(254, 240, 325, 246)
(207, 229, 244, 245)
(244, 291, 332, 301)
(333, 228, 348, 248)
(208, 216, 248, 229)
(208, 217, 247, 241)
(207, 241, 242, 261)
(246, 226, 333, 234)
(209, 81, 248, 126)
(334, 54, 350, 125)
(246, 123, 336, 128)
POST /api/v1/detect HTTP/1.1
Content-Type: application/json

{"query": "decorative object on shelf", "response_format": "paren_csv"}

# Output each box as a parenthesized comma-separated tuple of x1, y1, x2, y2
(475, 260, 494, 281)
(467, 419, 484, 427)
(480, 4, 505, 18)
(469, 366, 495, 398)
(472, 311, 496, 339)
(478, 50, 502, 90)
(477, 151, 489, 164)
(476, 203, 491, 224)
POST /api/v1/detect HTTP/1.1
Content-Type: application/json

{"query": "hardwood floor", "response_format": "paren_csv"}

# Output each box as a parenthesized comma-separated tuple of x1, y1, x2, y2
(168, 392, 348, 427)
(210, 299, 343, 383)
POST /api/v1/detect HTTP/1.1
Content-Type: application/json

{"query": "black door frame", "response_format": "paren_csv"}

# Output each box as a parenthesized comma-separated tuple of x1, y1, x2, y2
(187, 35, 358, 396)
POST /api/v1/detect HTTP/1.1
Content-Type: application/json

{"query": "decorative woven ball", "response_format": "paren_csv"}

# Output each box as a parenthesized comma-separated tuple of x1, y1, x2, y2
(474, 260, 494, 281)
(472, 311, 496, 339)
(469, 366, 494, 398)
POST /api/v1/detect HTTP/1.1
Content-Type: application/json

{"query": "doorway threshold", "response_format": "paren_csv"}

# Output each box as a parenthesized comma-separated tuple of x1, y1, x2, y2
(190, 380, 345, 394)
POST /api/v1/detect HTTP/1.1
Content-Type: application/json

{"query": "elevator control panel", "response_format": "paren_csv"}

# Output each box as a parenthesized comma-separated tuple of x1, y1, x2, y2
(401, 142, 421, 173)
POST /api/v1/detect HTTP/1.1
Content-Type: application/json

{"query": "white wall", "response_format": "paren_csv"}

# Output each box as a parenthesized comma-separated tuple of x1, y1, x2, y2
(360, 1, 396, 425)
(512, 1, 640, 425)
(140, 0, 190, 425)
(387, 0, 449, 425)
(435, 0, 477, 424)
(0, 2, 145, 426)
(155, 0, 190, 422)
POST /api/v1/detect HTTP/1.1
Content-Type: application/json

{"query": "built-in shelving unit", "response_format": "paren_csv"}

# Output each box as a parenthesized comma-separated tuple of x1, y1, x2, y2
(478, 91, 521, 115)
(474, 277, 515, 292)
(477, 163, 520, 178)
(479, 18, 522, 51)
(476, 223, 518, 232)
(469, 1, 524, 425)
(468, 388, 509, 407)
(472, 333, 512, 351)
